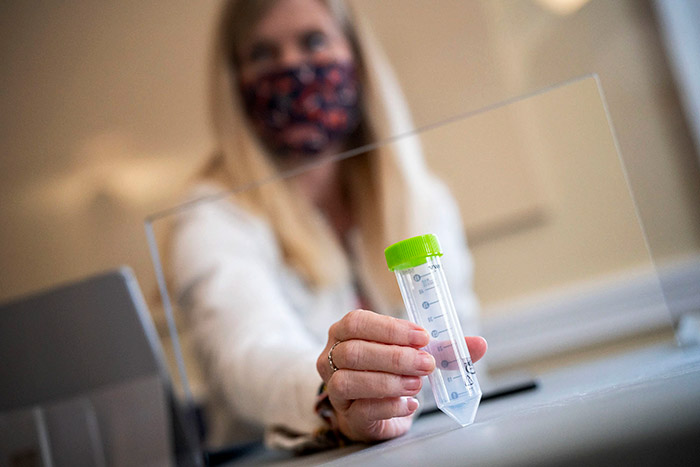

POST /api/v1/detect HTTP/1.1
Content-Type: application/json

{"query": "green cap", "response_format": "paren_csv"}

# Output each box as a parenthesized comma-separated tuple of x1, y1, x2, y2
(384, 234, 443, 271)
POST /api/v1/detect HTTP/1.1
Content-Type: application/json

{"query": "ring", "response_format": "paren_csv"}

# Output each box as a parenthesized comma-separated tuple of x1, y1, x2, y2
(328, 340, 342, 373)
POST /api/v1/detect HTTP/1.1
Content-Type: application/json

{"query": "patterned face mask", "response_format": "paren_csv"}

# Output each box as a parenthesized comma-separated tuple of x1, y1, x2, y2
(240, 61, 361, 157)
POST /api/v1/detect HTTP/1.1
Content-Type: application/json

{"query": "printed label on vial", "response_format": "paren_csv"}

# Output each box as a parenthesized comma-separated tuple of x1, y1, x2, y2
(407, 264, 475, 396)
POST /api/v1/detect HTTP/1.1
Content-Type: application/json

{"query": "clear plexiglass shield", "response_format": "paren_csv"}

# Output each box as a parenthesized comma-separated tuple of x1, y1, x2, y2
(144, 76, 678, 455)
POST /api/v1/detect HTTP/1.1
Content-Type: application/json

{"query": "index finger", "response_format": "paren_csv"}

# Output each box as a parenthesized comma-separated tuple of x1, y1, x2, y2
(330, 309, 429, 348)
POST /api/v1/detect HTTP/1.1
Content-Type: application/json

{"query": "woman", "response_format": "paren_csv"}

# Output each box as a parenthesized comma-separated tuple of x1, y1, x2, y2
(170, 0, 487, 451)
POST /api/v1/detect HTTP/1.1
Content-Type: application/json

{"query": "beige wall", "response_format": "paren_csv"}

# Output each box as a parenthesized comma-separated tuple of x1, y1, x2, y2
(354, 0, 700, 306)
(1, 0, 698, 314)
(0, 1, 218, 302)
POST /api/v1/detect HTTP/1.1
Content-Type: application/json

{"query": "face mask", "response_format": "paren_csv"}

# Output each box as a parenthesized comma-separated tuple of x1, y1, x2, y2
(240, 61, 361, 157)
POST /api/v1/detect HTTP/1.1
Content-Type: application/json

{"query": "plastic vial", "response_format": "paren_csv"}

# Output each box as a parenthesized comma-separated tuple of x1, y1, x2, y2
(385, 233, 481, 426)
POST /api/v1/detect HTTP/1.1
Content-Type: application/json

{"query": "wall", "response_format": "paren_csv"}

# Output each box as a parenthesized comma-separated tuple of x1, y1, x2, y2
(0, 1, 217, 302)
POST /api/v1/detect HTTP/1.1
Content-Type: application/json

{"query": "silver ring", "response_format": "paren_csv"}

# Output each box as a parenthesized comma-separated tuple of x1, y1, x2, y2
(328, 340, 342, 372)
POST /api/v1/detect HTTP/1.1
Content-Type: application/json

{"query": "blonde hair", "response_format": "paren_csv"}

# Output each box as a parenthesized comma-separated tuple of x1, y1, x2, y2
(200, 0, 435, 311)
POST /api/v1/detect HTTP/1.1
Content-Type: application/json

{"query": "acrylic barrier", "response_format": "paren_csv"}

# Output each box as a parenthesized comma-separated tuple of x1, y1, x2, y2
(140, 76, 675, 455)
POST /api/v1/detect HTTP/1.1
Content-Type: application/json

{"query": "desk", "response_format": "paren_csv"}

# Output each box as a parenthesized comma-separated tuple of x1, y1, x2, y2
(231, 343, 700, 466)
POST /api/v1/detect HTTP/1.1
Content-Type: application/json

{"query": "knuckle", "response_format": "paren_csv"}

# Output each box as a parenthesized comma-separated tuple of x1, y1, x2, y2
(344, 340, 362, 369)
(316, 353, 327, 377)
(328, 371, 350, 399)
(353, 400, 373, 421)
(385, 317, 399, 343)
(344, 309, 364, 336)
(390, 398, 404, 415)
(345, 309, 362, 323)
(360, 398, 401, 422)
(347, 309, 364, 319)
(390, 347, 404, 370)
(378, 374, 396, 396)
(328, 321, 340, 340)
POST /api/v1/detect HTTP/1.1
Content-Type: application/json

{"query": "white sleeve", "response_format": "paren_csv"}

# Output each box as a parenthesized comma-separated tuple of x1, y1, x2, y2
(170, 199, 325, 437)
(427, 177, 482, 336)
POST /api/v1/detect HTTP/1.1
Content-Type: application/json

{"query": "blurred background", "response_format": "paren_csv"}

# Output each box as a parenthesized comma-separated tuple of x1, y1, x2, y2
(1, 0, 699, 377)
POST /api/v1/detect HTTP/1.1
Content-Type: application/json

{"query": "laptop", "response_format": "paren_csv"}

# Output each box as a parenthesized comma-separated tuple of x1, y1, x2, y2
(0, 268, 201, 466)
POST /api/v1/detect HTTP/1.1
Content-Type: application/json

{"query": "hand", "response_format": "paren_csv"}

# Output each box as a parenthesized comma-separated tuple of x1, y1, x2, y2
(316, 309, 487, 442)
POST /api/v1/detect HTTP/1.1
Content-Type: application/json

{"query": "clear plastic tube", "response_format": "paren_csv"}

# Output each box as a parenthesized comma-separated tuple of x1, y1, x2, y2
(393, 254, 481, 426)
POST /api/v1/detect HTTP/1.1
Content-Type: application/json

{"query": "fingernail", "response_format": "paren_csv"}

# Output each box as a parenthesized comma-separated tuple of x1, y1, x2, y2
(409, 329, 429, 346)
(407, 397, 419, 412)
(416, 352, 435, 372)
(404, 376, 421, 391)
